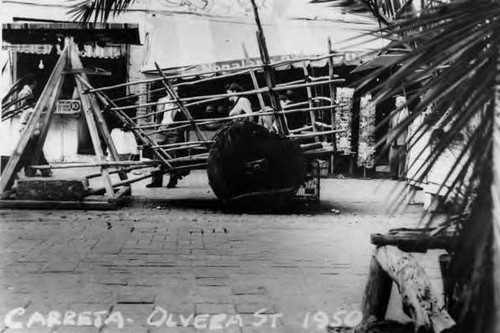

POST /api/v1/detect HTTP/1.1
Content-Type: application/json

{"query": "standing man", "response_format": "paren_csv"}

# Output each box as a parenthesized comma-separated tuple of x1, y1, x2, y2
(146, 86, 187, 188)
(18, 78, 52, 177)
(389, 95, 409, 180)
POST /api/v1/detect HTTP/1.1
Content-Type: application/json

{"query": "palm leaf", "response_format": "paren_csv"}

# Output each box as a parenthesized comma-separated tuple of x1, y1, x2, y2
(68, 0, 136, 24)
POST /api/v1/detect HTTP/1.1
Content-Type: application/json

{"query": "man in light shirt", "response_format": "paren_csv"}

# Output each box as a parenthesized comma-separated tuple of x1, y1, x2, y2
(226, 83, 252, 119)
(389, 95, 410, 180)
(146, 87, 187, 188)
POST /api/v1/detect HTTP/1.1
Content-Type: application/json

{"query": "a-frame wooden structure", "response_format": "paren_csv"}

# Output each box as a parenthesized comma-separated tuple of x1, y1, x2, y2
(0, 37, 136, 209)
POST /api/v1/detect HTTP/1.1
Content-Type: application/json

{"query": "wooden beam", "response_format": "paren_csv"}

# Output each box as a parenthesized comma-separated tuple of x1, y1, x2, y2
(374, 246, 456, 333)
(70, 41, 115, 198)
(0, 199, 116, 210)
(370, 230, 456, 252)
(0, 43, 69, 195)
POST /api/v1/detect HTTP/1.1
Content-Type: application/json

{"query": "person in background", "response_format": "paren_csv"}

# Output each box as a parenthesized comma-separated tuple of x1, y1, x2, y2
(17, 77, 37, 109)
(389, 95, 410, 180)
(146, 86, 188, 188)
(18, 78, 52, 177)
(109, 124, 138, 161)
(226, 83, 252, 119)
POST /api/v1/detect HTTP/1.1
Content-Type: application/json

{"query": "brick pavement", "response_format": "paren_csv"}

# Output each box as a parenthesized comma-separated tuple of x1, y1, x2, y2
(0, 172, 446, 332)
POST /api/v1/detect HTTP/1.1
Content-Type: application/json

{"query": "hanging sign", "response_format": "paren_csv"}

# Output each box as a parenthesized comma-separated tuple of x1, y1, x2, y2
(56, 100, 81, 114)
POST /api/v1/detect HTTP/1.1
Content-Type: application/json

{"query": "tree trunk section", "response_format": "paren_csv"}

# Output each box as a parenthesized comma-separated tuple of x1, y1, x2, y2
(207, 121, 305, 204)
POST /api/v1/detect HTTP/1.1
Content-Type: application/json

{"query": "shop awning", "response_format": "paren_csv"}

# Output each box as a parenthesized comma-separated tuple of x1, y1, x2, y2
(1, 42, 126, 59)
(2, 22, 141, 45)
(142, 14, 386, 74)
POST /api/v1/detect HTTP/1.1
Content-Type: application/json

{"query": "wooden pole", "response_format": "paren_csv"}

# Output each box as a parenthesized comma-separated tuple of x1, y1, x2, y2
(70, 42, 115, 198)
(301, 61, 319, 142)
(71, 45, 128, 181)
(327, 37, 338, 175)
(243, 44, 266, 112)
(154, 62, 208, 145)
(249, 0, 288, 136)
(0, 43, 69, 195)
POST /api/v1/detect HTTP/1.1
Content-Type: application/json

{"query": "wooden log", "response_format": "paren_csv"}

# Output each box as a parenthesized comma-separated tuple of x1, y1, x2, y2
(16, 178, 89, 201)
(370, 231, 456, 252)
(360, 255, 393, 325)
(374, 246, 456, 333)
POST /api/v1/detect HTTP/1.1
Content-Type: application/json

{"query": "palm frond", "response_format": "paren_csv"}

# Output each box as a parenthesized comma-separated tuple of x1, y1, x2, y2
(68, 0, 136, 24)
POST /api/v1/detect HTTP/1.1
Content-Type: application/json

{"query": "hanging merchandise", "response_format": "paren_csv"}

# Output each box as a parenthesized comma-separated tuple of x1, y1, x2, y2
(335, 87, 354, 155)
(357, 93, 376, 168)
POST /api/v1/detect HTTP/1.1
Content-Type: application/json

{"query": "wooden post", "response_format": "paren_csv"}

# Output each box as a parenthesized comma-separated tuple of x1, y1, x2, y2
(327, 38, 337, 173)
(0, 44, 69, 195)
(374, 246, 456, 333)
(249, 0, 289, 136)
(71, 52, 128, 181)
(301, 61, 319, 142)
(70, 41, 115, 198)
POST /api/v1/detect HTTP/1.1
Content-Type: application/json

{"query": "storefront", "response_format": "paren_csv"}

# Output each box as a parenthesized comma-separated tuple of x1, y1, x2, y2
(1, 22, 140, 161)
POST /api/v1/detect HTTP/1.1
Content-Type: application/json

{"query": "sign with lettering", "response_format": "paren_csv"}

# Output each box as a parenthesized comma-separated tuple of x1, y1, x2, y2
(56, 100, 81, 114)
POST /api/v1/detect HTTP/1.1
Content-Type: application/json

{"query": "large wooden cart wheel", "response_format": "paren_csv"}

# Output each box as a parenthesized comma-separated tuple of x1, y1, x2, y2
(207, 121, 305, 205)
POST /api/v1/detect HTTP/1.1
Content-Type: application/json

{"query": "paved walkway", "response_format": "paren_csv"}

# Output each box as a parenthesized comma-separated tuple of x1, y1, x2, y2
(0, 172, 445, 332)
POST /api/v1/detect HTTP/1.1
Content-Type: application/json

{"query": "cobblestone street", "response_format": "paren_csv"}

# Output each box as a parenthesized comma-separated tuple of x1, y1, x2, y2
(0, 172, 445, 333)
